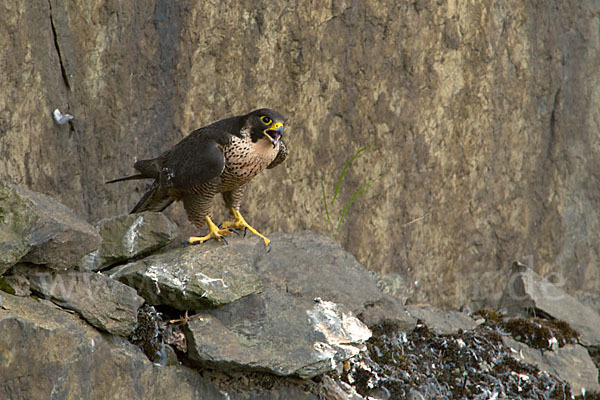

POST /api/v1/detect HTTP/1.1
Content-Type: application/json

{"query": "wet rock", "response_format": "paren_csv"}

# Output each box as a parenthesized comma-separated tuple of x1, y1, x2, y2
(109, 239, 262, 310)
(254, 231, 413, 326)
(80, 212, 179, 270)
(22, 265, 144, 336)
(405, 304, 478, 333)
(185, 288, 371, 379)
(0, 181, 100, 273)
(499, 262, 600, 346)
(503, 336, 600, 396)
(0, 293, 226, 400)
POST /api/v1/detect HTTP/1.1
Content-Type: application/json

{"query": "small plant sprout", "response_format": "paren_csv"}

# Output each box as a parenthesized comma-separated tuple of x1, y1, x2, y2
(321, 145, 378, 239)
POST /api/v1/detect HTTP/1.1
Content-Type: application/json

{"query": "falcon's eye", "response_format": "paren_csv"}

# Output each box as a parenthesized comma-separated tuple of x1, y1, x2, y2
(260, 116, 272, 125)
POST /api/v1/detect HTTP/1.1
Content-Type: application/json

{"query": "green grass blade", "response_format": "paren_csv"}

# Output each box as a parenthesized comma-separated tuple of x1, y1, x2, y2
(334, 177, 379, 235)
(332, 145, 370, 207)
(321, 178, 331, 234)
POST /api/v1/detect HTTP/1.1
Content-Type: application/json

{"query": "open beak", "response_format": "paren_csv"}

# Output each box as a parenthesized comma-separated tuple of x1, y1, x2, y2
(264, 122, 284, 147)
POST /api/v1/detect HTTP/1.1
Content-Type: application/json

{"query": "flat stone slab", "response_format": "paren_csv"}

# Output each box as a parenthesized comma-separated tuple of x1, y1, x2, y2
(0, 293, 225, 400)
(499, 262, 600, 346)
(108, 241, 262, 310)
(503, 336, 600, 396)
(185, 289, 371, 379)
(23, 266, 144, 336)
(81, 212, 179, 270)
(0, 180, 100, 272)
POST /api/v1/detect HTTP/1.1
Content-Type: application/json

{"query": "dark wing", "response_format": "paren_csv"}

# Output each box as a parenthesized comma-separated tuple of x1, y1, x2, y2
(144, 129, 230, 190)
(267, 140, 288, 169)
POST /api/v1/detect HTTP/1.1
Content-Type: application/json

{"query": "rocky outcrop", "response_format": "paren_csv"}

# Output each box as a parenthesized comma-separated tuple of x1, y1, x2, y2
(500, 261, 600, 347)
(111, 231, 401, 377)
(0, 181, 100, 273)
(185, 291, 371, 378)
(0, 294, 226, 400)
(2, 183, 600, 398)
(81, 212, 179, 271)
(23, 266, 144, 336)
(1, 1, 599, 309)
(108, 240, 263, 310)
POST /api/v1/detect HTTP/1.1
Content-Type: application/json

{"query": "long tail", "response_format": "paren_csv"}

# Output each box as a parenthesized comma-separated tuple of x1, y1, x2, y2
(105, 174, 146, 184)
(130, 181, 174, 213)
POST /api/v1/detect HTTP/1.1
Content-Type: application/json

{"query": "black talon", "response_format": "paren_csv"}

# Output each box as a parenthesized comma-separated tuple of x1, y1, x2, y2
(229, 228, 241, 236)
(265, 242, 272, 253)
(243, 227, 248, 238)
(222, 235, 229, 245)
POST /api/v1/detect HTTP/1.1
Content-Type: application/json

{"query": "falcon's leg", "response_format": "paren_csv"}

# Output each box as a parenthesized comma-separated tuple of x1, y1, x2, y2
(189, 216, 233, 244)
(222, 207, 271, 248)
(182, 192, 232, 244)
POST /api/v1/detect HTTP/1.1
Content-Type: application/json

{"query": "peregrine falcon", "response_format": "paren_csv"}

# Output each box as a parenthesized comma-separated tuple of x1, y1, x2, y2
(107, 108, 287, 248)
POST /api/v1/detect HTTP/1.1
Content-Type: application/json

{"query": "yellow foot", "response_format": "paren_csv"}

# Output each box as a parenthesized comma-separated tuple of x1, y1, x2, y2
(189, 216, 233, 244)
(222, 208, 271, 249)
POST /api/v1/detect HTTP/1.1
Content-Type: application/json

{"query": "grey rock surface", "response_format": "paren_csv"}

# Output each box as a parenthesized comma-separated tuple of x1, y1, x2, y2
(81, 212, 179, 270)
(499, 262, 600, 346)
(109, 240, 262, 310)
(253, 232, 383, 315)
(405, 305, 478, 333)
(0, 272, 31, 296)
(0, 180, 100, 272)
(502, 336, 600, 396)
(185, 288, 371, 379)
(254, 231, 413, 327)
(23, 266, 144, 336)
(0, 181, 37, 274)
(0, 293, 226, 400)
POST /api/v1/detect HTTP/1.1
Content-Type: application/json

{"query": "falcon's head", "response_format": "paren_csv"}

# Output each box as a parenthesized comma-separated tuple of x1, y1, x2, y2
(246, 108, 285, 148)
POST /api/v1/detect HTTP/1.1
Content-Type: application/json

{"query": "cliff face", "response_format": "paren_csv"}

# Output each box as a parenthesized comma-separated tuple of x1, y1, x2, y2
(1, 0, 599, 308)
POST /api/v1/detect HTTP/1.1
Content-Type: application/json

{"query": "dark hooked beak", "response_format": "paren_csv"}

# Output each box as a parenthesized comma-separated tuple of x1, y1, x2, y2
(264, 122, 284, 147)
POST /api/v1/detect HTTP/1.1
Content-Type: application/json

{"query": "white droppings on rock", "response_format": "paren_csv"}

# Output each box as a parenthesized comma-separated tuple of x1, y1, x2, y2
(307, 299, 371, 369)
(123, 215, 145, 255)
(107, 263, 131, 279)
(194, 272, 228, 288)
(145, 264, 190, 290)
